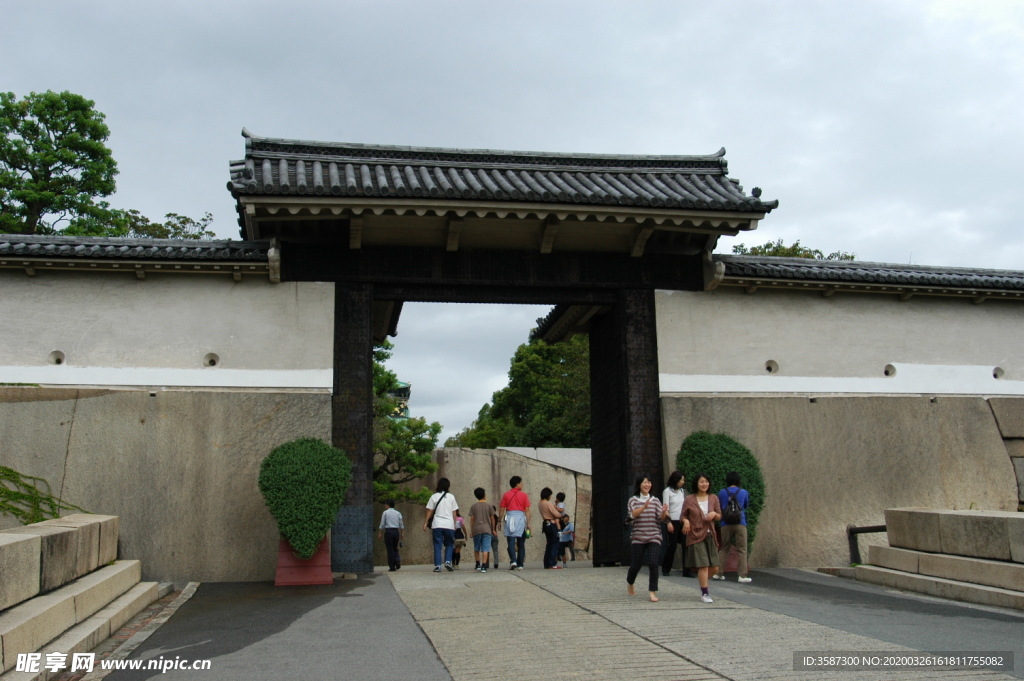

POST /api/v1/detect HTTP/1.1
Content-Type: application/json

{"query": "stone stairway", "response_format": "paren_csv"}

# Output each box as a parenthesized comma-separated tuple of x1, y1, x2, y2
(0, 515, 168, 681)
(856, 507, 1024, 610)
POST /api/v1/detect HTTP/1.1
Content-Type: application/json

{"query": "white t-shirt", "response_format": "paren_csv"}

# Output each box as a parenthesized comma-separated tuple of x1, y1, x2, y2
(426, 492, 459, 530)
(662, 486, 685, 520)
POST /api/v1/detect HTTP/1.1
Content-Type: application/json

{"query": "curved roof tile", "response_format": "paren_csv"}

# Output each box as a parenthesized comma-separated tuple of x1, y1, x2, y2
(228, 130, 778, 213)
(717, 255, 1024, 291)
(0, 235, 269, 262)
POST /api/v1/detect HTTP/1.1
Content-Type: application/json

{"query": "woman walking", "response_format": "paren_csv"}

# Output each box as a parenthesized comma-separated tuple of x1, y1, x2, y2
(423, 478, 459, 572)
(681, 472, 721, 603)
(626, 474, 671, 602)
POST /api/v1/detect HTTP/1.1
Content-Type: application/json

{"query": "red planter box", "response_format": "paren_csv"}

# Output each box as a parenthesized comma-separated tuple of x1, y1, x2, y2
(275, 535, 333, 586)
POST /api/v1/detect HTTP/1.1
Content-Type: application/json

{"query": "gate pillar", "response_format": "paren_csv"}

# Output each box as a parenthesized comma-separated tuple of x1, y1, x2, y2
(589, 288, 664, 565)
(330, 283, 375, 572)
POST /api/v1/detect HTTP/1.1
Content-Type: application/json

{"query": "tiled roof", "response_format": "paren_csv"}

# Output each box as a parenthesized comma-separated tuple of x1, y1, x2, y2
(0, 235, 269, 261)
(228, 130, 777, 213)
(717, 255, 1024, 291)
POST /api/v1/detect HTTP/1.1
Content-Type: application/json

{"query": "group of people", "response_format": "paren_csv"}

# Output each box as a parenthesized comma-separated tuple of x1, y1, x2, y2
(627, 470, 751, 603)
(379, 470, 752, 604)
(380, 476, 576, 573)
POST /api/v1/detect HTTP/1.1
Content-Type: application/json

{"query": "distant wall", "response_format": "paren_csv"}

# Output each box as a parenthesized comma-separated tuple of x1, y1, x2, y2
(0, 387, 330, 586)
(661, 395, 1020, 568)
(372, 448, 592, 566)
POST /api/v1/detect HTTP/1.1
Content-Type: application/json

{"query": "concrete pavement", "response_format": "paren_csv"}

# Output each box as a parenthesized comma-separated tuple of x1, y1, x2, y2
(96, 562, 1023, 681)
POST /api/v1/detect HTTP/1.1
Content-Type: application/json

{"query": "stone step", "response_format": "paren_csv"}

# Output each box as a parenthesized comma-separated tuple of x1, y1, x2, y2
(0, 561, 140, 673)
(0, 582, 162, 681)
(855, 564, 1024, 610)
(870, 544, 1024, 592)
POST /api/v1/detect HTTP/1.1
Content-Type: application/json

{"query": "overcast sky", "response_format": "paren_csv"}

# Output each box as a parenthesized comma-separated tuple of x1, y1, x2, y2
(6, 1, 1024, 440)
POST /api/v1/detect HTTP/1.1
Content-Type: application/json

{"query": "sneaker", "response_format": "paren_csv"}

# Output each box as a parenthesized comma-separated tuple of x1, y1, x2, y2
(509, 564, 517, 570)
(433, 566, 442, 573)
(550, 565, 562, 569)
(517, 565, 524, 570)
(444, 562, 454, 572)
(562, 563, 568, 569)
(711, 574, 725, 580)
(701, 593, 714, 603)
(454, 564, 460, 570)
(481, 567, 487, 573)
(738, 576, 752, 583)
(475, 566, 482, 572)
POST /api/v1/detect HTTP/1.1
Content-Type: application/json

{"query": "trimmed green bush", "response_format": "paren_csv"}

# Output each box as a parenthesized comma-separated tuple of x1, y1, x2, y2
(675, 431, 766, 548)
(258, 438, 352, 560)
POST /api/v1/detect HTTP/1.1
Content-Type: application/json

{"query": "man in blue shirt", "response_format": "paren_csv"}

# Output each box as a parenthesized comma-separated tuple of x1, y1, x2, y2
(714, 472, 752, 583)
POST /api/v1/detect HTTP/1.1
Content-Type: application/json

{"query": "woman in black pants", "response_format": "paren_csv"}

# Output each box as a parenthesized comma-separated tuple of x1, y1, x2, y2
(626, 474, 671, 602)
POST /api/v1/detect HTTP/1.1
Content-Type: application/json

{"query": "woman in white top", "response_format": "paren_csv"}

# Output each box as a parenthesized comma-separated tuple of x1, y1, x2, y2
(661, 470, 686, 576)
(423, 477, 459, 572)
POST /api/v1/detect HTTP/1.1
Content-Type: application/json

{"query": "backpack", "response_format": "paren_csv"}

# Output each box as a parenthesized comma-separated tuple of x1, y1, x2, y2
(723, 489, 743, 525)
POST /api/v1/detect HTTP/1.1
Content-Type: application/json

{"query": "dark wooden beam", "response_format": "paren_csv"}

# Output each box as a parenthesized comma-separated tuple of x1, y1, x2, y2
(281, 244, 704, 292)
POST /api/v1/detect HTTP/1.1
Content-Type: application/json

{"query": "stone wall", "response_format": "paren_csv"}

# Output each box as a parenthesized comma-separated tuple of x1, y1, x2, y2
(0, 387, 330, 586)
(371, 448, 592, 566)
(661, 395, 1020, 569)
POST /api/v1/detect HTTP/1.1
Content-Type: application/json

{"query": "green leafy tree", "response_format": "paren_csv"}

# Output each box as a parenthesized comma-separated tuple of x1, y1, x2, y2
(732, 238, 855, 261)
(0, 90, 214, 238)
(446, 334, 590, 448)
(373, 341, 442, 504)
(0, 91, 117, 234)
(675, 431, 766, 548)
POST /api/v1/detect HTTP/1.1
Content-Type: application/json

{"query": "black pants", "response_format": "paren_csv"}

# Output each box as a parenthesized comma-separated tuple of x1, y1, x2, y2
(543, 521, 560, 568)
(661, 522, 683, 575)
(383, 528, 401, 570)
(627, 542, 660, 592)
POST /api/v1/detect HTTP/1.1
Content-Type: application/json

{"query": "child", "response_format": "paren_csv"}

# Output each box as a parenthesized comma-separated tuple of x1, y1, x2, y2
(558, 514, 575, 568)
(469, 487, 498, 573)
(453, 510, 467, 569)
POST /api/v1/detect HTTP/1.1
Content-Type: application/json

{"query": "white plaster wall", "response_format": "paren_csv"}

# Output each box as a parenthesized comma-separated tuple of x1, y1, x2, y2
(656, 287, 1024, 394)
(0, 270, 333, 388)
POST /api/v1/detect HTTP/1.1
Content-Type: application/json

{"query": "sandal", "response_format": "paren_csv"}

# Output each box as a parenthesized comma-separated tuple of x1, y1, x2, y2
(627, 584, 636, 596)
(649, 594, 659, 602)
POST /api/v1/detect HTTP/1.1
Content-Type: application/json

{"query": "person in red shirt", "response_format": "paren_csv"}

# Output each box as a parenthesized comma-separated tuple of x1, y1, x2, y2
(498, 476, 531, 569)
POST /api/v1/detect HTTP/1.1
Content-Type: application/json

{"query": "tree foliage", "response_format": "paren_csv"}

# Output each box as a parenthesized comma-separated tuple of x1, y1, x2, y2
(0, 90, 214, 238)
(732, 238, 855, 261)
(258, 438, 351, 559)
(0, 91, 117, 234)
(446, 334, 590, 448)
(373, 341, 441, 504)
(0, 465, 87, 524)
(675, 431, 766, 548)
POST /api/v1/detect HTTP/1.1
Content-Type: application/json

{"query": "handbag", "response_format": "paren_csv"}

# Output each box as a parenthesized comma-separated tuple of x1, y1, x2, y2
(427, 491, 447, 529)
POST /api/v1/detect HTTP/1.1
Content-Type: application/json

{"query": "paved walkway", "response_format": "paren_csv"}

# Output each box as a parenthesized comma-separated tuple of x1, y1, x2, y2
(91, 562, 1022, 681)
(392, 563, 1021, 681)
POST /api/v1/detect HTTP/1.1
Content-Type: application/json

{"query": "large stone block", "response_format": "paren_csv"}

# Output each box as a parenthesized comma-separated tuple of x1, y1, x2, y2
(884, 508, 943, 553)
(67, 560, 141, 623)
(2, 525, 78, 592)
(939, 511, 1011, 560)
(868, 544, 919, 573)
(918, 552, 1024, 591)
(36, 517, 99, 578)
(0, 533, 41, 611)
(0, 589, 76, 672)
(989, 398, 1024, 438)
